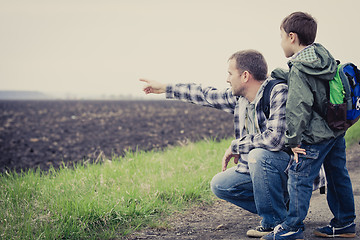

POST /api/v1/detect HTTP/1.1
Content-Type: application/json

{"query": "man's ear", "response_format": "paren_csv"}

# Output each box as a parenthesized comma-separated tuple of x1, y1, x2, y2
(243, 71, 250, 82)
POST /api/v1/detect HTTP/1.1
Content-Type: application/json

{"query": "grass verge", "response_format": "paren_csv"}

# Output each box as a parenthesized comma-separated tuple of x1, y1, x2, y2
(345, 120, 360, 147)
(0, 138, 231, 240)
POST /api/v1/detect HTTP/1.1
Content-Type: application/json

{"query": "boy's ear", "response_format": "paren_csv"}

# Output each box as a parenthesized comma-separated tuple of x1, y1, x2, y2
(288, 32, 298, 44)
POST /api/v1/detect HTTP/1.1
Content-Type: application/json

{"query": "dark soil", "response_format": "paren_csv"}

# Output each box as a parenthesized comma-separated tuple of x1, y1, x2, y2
(0, 100, 233, 173)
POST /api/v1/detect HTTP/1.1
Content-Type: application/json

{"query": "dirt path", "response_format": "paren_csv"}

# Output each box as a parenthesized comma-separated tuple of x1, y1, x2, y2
(125, 144, 360, 240)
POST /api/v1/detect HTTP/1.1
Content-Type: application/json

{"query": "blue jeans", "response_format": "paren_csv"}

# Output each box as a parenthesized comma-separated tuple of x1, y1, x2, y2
(210, 148, 290, 229)
(283, 134, 356, 231)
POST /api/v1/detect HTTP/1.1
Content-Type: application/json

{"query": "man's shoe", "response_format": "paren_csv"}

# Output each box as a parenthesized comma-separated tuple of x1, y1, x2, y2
(246, 226, 273, 238)
(260, 225, 304, 240)
(313, 223, 356, 238)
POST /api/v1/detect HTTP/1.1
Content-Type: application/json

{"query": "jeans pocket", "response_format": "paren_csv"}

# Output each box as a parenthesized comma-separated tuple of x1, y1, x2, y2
(290, 147, 319, 176)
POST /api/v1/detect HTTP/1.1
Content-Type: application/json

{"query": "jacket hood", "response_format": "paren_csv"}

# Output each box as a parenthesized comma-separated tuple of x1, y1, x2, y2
(288, 43, 337, 81)
(270, 68, 288, 81)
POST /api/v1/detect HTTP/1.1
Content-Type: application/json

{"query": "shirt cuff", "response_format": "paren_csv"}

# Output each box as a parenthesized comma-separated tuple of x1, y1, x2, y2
(231, 140, 239, 154)
(285, 139, 300, 149)
(165, 85, 174, 99)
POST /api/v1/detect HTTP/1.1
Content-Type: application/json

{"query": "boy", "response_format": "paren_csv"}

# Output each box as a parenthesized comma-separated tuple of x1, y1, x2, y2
(262, 12, 356, 240)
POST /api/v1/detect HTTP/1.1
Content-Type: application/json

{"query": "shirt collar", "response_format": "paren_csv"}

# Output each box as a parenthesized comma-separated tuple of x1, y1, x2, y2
(292, 43, 315, 60)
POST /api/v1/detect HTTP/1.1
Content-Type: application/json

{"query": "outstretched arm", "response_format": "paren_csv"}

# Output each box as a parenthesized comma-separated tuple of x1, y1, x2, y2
(140, 78, 237, 114)
(140, 79, 167, 94)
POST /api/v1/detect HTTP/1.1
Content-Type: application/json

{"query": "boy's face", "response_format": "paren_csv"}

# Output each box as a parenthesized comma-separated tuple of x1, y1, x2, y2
(227, 58, 245, 96)
(280, 28, 294, 58)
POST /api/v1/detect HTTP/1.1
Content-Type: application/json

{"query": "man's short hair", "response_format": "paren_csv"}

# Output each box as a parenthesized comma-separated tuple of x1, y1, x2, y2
(229, 50, 268, 81)
(281, 11, 317, 46)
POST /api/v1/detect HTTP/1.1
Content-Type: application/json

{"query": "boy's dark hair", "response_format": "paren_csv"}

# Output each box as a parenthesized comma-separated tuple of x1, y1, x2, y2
(281, 11, 317, 46)
(229, 50, 268, 81)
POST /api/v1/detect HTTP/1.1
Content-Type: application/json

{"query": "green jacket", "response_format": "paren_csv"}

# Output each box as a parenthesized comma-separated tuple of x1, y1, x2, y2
(271, 43, 345, 148)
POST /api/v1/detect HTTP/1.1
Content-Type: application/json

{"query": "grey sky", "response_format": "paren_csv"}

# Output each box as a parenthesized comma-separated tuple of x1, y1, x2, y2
(1, 0, 359, 98)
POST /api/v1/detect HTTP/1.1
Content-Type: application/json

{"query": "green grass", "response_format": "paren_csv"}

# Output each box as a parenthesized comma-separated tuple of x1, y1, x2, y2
(0, 124, 359, 240)
(345, 120, 360, 147)
(0, 138, 232, 240)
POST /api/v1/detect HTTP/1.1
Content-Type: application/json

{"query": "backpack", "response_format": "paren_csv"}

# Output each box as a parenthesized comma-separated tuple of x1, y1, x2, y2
(264, 63, 360, 130)
(326, 62, 360, 131)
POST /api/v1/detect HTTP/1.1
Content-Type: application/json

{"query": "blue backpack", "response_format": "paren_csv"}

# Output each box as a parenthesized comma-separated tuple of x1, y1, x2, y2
(326, 62, 360, 130)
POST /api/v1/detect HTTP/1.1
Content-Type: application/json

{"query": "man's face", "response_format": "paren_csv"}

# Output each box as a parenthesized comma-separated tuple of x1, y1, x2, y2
(280, 28, 294, 58)
(227, 58, 245, 96)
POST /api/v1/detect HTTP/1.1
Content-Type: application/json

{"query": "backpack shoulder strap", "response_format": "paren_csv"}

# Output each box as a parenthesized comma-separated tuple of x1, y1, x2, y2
(339, 62, 360, 111)
(261, 79, 287, 119)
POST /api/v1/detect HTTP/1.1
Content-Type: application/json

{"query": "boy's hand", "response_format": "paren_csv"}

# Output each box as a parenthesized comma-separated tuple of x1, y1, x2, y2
(140, 79, 166, 94)
(222, 146, 239, 171)
(291, 146, 306, 163)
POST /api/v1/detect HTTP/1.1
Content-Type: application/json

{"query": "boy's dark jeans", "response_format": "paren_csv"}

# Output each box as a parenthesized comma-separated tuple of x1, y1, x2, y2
(283, 133, 356, 231)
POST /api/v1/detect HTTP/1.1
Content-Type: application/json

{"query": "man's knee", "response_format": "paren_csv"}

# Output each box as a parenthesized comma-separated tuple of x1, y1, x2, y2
(210, 170, 238, 198)
(248, 148, 268, 165)
(210, 172, 223, 196)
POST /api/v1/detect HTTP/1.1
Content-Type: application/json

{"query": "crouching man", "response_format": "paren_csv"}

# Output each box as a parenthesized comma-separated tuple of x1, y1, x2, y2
(141, 50, 291, 238)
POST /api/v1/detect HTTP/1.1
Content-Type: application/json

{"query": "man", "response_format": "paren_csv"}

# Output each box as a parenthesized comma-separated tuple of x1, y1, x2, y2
(140, 49, 290, 238)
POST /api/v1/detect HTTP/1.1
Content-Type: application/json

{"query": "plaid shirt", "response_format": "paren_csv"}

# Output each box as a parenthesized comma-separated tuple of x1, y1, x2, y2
(166, 78, 288, 173)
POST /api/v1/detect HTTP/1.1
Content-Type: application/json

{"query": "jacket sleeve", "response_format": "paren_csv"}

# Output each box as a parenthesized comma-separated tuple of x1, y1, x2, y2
(285, 68, 314, 148)
(166, 83, 237, 114)
(230, 83, 288, 154)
